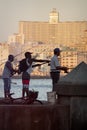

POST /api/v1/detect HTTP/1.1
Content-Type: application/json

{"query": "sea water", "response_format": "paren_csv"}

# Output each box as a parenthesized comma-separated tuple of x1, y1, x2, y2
(0, 78, 52, 101)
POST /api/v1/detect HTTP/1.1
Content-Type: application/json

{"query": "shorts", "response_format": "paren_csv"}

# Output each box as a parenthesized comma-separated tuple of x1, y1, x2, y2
(22, 72, 30, 89)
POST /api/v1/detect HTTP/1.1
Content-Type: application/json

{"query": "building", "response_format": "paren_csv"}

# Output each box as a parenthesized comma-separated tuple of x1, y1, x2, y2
(0, 43, 9, 75)
(60, 49, 78, 72)
(7, 8, 87, 76)
(8, 8, 87, 48)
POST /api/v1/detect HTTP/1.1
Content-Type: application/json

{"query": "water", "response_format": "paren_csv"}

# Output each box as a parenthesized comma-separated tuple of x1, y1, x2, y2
(0, 78, 52, 101)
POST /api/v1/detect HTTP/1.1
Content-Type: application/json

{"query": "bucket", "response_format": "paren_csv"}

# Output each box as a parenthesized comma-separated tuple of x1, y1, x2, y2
(47, 91, 57, 104)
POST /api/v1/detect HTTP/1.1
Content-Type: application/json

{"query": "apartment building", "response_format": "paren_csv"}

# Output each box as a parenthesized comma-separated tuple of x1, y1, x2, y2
(7, 8, 87, 76)
(8, 8, 87, 47)
(0, 43, 9, 75)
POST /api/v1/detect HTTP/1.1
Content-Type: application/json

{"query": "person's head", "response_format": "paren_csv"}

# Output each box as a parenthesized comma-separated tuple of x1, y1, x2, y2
(54, 48, 60, 56)
(8, 54, 14, 62)
(25, 52, 32, 59)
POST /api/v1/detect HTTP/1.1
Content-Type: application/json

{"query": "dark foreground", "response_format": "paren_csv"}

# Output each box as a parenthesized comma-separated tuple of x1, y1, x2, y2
(0, 83, 87, 130)
(0, 103, 69, 130)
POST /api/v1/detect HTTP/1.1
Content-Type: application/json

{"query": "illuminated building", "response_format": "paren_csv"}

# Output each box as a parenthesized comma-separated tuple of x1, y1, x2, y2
(8, 8, 87, 48)
(7, 8, 87, 76)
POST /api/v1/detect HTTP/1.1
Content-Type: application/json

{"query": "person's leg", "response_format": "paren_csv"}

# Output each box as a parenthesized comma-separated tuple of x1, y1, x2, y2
(25, 88, 29, 97)
(50, 72, 53, 84)
(22, 72, 26, 98)
(50, 72, 56, 91)
(22, 88, 25, 98)
(22, 82, 29, 98)
(53, 72, 60, 91)
(22, 72, 30, 98)
(50, 72, 60, 91)
(24, 78, 30, 97)
(8, 78, 11, 97)
(54, 72, 60, 83)
(3, 78, 10, 98)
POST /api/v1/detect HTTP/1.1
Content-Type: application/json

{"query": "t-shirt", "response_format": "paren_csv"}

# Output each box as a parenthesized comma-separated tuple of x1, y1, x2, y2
(2, 60, 13, 78)
(50, 55, 60, 72)
(26, 59, 32, 74)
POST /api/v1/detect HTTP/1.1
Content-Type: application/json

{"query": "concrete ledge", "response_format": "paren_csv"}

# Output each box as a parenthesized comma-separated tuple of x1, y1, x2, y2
(0, 104, 70, 130)
(55, 84, 87, 96)
(54, 84, 87, 130)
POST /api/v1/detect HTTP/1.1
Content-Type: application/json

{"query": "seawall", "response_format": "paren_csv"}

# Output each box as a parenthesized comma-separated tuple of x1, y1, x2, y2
(55, 84, 87, 130)
(0, 104, 70, 130)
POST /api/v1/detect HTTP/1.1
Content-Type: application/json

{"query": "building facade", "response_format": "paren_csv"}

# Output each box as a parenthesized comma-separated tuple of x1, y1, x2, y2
(7, 8, 87, 76)
(0, 43, 9, 75)
(8, 8, 87, 47)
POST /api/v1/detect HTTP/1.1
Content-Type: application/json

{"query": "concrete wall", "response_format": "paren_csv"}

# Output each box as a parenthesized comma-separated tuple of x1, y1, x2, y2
(70, 97, 87, 130)
(55, 84, 87, 130)
(0, 104, 70, 130)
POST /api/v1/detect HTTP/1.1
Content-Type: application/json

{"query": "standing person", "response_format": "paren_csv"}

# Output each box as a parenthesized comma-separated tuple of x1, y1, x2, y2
(18, 52, 32, 99)
(2, 55, 17, 98)
(18, 52, 49, 99)
(50, 48, 68, 91)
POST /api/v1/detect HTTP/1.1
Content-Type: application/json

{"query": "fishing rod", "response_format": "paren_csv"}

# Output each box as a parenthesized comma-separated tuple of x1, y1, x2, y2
(32, 62, 49, 68)
(1, 42, 86, 67)
(14, 47, 32, 58)
(14, 43, 48, 58)
(0, 44, 48, 67)
(0, 51, 85, 64)
(0, 45, 38, 66)
(0, 58, 7, 62)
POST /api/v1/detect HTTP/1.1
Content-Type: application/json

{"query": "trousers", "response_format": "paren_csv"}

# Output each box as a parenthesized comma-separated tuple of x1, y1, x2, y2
(50, 71, 60, 91)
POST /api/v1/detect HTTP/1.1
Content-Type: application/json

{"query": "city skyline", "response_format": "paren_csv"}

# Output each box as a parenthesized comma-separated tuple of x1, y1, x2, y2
(0, 0, 87, 42)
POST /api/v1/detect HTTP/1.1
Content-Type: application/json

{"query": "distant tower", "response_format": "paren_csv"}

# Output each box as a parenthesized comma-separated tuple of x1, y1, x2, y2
(49, 8, 59, 24)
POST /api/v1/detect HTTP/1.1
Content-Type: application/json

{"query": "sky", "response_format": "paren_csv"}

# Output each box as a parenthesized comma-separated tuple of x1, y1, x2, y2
(0, 0, 87, 42)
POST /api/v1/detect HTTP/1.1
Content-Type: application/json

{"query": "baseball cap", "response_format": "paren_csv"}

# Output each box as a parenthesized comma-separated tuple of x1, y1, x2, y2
(25, 52, 32, 57)
(54, 48, 60, 53)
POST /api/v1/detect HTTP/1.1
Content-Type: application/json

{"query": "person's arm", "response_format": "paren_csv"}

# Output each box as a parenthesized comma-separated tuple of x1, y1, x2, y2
(32, 58, 50, 63)
(52, 57, 68, 73)
(6, 61, 13, 71)
(56, 66, 68, 73)
(6, 61, 17, 75)
(32, 62, 48, 68)
(32, 64, 41, 68)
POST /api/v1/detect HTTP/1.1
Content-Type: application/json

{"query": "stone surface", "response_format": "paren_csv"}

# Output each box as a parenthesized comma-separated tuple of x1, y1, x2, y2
(54, 62, 87, 130)
(55, 84, 87, 96)
(70, 97, 87, 130)
(0, 104, 70, 130)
